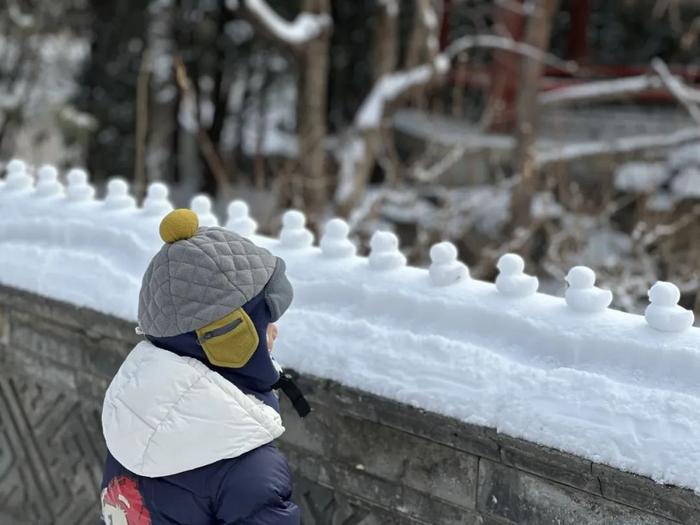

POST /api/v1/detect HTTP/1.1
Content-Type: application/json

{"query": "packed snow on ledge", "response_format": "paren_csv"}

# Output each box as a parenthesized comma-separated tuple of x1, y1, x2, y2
(1, 169, 700, 493)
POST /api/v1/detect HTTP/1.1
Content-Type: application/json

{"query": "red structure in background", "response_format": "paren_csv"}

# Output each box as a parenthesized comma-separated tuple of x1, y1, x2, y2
(438, 0, 700, 132)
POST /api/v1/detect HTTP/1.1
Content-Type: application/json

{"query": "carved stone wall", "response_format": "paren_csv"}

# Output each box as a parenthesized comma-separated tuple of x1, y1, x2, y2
(0, 285, 698, 524)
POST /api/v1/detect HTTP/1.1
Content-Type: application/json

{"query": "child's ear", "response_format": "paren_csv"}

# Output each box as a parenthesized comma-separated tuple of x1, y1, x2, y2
(264, 258, 293, 321)
(267, 323, 278, 351)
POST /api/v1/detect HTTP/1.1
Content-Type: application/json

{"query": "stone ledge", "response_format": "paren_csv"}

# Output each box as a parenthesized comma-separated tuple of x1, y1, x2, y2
(283, 444, 484, 525)
(593, 464, 700, 524)
(477, 459, 679, 525)
(498, 433, 600, 495)
(294, 475, 431, 525)
(279, 393, 479, 510)
(295, 374, 502, 461)
(288, 372, 700, 523)
(0, 284, 138, 345)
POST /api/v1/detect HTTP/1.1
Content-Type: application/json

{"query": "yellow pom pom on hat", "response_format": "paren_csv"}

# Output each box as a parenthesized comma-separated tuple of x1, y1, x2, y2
(159, 209, 199, 243)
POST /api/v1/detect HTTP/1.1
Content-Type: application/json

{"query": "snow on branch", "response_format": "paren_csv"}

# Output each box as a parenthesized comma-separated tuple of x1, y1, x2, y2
(540, 63, 700, 108)
(651, 58, 700, 124)
(536, 127, 700, 166)
(355, 55, 449, 130)
(239, 0, 331, 48)
(443, 34, 577, 73)
(378, 0, 399, 17)
(419, 0, 440, 58)
(538, 75, 664, 106)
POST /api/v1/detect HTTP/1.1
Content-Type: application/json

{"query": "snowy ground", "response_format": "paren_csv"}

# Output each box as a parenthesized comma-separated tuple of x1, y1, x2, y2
(1, 171, 700, 492)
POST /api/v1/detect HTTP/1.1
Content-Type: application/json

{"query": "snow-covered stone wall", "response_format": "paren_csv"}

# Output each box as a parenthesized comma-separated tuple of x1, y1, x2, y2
(1, 284, 698, 524)
(1, 159, 700, 497)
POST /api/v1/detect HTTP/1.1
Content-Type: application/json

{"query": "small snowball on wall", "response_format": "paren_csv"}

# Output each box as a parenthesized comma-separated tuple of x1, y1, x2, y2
(65, 169, 95, 202)
(104, 178, 136, 211)
(35, 165, 63, 199)
(645, 281, 694, 332)
(225, 200, 257, 237)
(369, 231, 405, 271)
(279, 210, 314, 249)
(321, 218, 356, 258)
(429, 242, 468, 286)
(565, 266, 612, 313)
(142, 183, 173, 218)
(190, 195, 219, 227)
(496, 253, 538, 297)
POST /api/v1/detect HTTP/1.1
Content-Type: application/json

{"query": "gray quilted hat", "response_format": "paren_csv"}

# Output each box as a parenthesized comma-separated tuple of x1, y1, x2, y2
(138, 209, 293, 337)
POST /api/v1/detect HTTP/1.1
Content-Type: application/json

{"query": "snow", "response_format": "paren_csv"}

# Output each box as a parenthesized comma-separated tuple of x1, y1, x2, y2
(225, 19, 254, 45)
(178, 93, 199, 132)
(646, 192, 677, 212)
(243, 0, 330, 46)
(530, 191, 562, 220)
(614, 162, 668, 193)
(668, 143, 700, 170)
(2, 167, 700, 491)
(335, 136, 366, 203)
(537, 127, 700, 166)
(240, 77, 298, 158)
(378, 0, 399, 17)
(671, 167, 700, 198)
(355, 57, 446, 130)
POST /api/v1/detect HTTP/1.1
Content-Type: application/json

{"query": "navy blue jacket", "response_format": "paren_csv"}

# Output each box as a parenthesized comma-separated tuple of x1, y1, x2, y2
(100, 292, 300, 524)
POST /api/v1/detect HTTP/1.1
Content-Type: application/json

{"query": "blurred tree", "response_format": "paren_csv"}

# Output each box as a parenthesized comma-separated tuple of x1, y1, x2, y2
(75, 0, 146, 182)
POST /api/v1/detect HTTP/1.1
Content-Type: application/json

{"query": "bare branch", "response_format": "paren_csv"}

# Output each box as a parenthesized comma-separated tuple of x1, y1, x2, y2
(134, 48, 151, 201)
(173, 57, 231, 198)
(373, 0, 399, 79)
(443, 33, 577, 73)
(651, 57, 700, 124)
(406, 0, 441, 69)
(640, 204, 700, 248)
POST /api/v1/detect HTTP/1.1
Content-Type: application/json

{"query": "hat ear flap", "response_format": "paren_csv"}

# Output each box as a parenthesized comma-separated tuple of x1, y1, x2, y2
(264, 258, 294, 322)
(196, 308, 259, 368)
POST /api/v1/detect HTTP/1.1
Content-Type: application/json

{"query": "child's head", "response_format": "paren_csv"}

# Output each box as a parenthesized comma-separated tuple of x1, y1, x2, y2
(138, 209, 292, 370)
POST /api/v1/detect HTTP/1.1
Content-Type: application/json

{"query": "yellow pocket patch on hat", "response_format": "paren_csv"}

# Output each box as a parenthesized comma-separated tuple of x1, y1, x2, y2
(196, 308, 259, 368)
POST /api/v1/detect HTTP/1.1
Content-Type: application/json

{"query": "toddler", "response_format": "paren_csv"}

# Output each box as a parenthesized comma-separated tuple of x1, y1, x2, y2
(100, 209, 300, 524)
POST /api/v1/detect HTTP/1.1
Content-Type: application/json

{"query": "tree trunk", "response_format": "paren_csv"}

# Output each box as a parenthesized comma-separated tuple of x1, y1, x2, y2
(297, 0, 331, 225)
(145, 0, 178, 190)
(486, 2, 525, 132)
(334, 3, 400, 217)
(373, 2, 399, 78)
(509, 0, 560, 230)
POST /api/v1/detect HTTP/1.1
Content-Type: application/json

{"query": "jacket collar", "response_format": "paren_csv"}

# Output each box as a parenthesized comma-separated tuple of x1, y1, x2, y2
(102, 341, 285, 477)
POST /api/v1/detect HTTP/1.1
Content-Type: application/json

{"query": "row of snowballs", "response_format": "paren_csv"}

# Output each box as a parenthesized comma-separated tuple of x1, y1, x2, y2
(0, 160, 695, 333)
